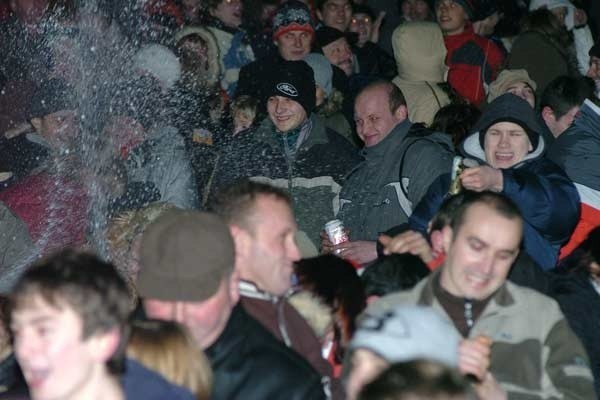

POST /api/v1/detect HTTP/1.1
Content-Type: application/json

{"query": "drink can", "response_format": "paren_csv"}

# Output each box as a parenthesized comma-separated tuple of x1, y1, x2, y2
(448, 156, 466, 195)
(324, 219, 349, 252)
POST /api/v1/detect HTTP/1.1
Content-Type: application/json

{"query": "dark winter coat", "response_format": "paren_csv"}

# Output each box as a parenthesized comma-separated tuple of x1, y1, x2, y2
(205, 304, 327, 400)
(210, 113, 360, 246)
(410, 95, 580, 269)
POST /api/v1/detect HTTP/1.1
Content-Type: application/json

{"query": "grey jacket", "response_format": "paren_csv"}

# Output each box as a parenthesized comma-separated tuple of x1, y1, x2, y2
(126, 125, 198, 209)
(369, 271, 596, 400)
(337, 120, 453, 241)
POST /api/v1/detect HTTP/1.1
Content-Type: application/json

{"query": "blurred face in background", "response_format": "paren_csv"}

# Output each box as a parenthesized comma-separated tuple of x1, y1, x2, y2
(210, 0, 243, 29)
(436, 0, 468, 35)
(348, 12, 372, 47)
(317, 0, 352, 32)
(402, 0, 431, 22)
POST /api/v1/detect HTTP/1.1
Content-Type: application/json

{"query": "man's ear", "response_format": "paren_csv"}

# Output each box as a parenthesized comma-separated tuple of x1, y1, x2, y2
(30, 117, 42, 133)
(541, 106, 555, 124)
(229, 224, 250, 259)
(394, 104, 408, 123)
(441, 225, 453, 254)
(228, 268, 241, 305)
(430, 230, 445, 256)
(88, 327, 121, 363)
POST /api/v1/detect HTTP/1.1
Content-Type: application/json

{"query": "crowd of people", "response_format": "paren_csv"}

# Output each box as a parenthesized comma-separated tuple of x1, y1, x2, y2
(0, 0, 600, 398)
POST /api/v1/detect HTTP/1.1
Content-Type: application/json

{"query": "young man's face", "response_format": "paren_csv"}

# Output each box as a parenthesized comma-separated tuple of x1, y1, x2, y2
(317, 0, 352, 32)
(484, 121, 533, 169)
(440, 203, 521, 300)
(587, 56, 600, 80)
(11, 296, 102, 400)
(275, 30, 313, 61)
(505, 82, 535, 108)
(267, 95, 308, 132)
(31, 109, 78, 148)
(436, 0, 468, 35)
(348, 12, 373, 47)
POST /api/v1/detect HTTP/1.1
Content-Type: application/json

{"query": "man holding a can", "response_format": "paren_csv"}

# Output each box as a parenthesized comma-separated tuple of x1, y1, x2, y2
(326, 80, 453, 265)
(367, 191, 595, 399)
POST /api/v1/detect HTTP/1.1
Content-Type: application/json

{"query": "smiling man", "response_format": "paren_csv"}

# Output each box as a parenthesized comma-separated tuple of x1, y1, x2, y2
(409, 93, 580, 269)
(212, 60, 360, 250)
(370, 191, 595, 399)
(332, 80, 453, 265)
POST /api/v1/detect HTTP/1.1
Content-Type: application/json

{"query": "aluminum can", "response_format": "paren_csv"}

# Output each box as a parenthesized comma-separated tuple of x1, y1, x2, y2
(324, 219, 349, 248)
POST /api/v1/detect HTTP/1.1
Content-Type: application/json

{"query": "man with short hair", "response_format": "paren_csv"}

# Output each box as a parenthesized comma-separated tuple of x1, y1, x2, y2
(6, 249, 194, 400)
(316, 0, 353, 32)
(212, 60, 360, 249)
(236, 0, 315, 117)
(370, 192, 596, 399)
(435, 0, 504, 105)
(539, 75, 592, 146)
(138, 209, 327, 400)
(212, 180, 340, 397)
(332, 80, 453, 265)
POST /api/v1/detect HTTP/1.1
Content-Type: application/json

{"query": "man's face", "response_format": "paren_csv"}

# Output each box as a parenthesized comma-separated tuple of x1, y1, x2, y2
(436, 0, 468, 35)
(322, 37, 354, 76)
(267, 95, 308, 132)
(31, 110, 78, 148)
(345, 349, 388, 400)
(242, 196, 301, 296)
(210, 0, 242, 29)
(348, 13, 372, 47)
(275, 30, 313, 61)
(544, 106, 580, 138)
(550, 6, 567, 26)
(11, 296, 103, 400)
(317, 0, 352, 32)
(505, 82, 535, 108)
(143, 277, 238, 349)
(587, 56, 600, 80)
(401, 0, 431, 22)
(484, 121, 533, 169)
(354, 85, 407, 147)
(9, 0, 47, 25)
(440, 203, 522, 300)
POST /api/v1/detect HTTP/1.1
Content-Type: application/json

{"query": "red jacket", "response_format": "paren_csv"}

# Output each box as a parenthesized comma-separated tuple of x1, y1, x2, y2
(444, 25, 504, 106)
(0, 171, 88, 255)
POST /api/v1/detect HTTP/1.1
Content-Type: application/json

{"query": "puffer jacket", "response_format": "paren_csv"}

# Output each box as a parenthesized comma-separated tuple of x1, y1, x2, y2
(369, 271, 596, 400)
(410, 94, 579, 269)
(391, 22, 451, 126)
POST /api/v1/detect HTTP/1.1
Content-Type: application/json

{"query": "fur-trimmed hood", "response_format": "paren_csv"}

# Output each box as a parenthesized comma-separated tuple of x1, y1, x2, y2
(173, 26, 221, 87)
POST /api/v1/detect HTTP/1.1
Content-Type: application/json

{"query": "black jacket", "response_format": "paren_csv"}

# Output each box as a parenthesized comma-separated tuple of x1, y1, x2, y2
(205, 304, 327, 400)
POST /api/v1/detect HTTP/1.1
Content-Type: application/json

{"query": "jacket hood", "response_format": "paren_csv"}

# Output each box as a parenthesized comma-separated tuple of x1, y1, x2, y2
(529, 0, 575, 30)
(173, 26, 221, 87)
(392, 22, 447, 83)
(460, 94, 545, 164)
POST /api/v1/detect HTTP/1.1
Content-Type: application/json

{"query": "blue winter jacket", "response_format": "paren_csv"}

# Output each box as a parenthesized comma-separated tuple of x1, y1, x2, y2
(409, 95, 580, 269)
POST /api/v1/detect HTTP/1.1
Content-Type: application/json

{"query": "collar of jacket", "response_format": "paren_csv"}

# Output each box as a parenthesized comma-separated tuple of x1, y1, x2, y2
(416, 268, 516, 309)
(362, 118, 412, 159)
(254, 113, 328, 152)
(239, 280, 296, 302)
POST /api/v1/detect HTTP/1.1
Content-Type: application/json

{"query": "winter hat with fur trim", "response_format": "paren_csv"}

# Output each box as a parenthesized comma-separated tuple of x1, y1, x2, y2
(133, 44, 181, 90)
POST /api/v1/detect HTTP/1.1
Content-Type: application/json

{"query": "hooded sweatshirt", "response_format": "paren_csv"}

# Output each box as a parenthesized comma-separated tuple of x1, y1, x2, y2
(410, 94, 580, 269)
(392, 22, 450, 126)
